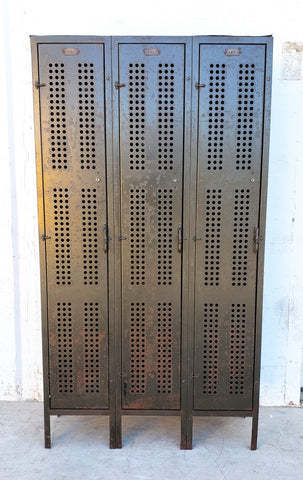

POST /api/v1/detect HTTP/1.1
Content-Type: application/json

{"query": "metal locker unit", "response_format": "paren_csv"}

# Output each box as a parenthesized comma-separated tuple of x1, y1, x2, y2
(117, 43, 185, 410)
(31, 35, 273, 450)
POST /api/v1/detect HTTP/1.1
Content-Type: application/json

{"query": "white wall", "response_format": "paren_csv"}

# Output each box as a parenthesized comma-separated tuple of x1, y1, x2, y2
(1, 0, 303, 405)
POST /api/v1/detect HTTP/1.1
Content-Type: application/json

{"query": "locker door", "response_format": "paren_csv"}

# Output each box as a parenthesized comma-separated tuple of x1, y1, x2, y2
(194, 44, 266, 410)
(118, 44, 185, 409)
(38, 44, 109, 409)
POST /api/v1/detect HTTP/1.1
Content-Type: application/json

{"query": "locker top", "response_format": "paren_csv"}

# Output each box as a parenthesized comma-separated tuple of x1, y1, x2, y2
(30, 35, 273, 47)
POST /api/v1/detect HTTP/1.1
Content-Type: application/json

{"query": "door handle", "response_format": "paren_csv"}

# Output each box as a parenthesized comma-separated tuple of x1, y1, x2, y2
(253, 225, 259, 253)
(104, 224, 108, 253)
(178, 225, 182, 253)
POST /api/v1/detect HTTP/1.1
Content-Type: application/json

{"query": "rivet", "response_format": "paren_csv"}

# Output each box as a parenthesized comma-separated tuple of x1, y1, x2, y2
(173, 178, 177, 183)
(106, 75, 110, 81)
(186, 76, 190, 81)
(251, 178, 255, 183)
(96, 177, 101, 182)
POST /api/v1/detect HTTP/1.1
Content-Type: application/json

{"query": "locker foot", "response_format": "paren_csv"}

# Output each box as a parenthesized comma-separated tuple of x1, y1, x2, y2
(181, 414, 193, 449)
(181, 436, 193, 450)
(44, 413, 51, 448)
(251, 411, 259, 450)
(45, 435, 51, 449)
(110, 415, 122, 449)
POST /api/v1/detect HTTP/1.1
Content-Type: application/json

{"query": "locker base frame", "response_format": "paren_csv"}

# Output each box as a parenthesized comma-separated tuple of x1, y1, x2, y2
(43, 407, 259, 450)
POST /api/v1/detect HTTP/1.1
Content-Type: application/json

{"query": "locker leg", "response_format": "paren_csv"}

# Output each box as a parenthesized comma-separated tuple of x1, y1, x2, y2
(44, 411, 51, 449)
(181, 411, 187, 449)
(181, 412, 192, 450)
(110, 413, 122, 449)
(251, 410, 259, 450)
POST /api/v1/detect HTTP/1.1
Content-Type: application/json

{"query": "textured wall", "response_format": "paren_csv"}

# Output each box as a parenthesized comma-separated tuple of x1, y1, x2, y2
(1, 0, 303, 405)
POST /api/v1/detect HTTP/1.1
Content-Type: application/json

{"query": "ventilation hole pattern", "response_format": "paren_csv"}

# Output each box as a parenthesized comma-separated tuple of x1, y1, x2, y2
(84, 303, 101, 394)
(157, 189, 173, 286)
(236, 64, 255, 170)
(208, 64, 225, 171)
(202, 304, 219, 395)
(49, 63, 67, 170)
(78, 63, 96, 169)
(129, 64, 145, 170)
(204, 189, 222, 286)
(130, 303, 146, 395)
(230, 304, 246, 395)
(232, 189, 250, 287)
(82, 188, 98, 285)
(157, 302, 173, 394)
(130, 188, 145, 285)
(57, 302, 73, 394)
(158, 63, 175, 170)
(53, 188, 71, 285)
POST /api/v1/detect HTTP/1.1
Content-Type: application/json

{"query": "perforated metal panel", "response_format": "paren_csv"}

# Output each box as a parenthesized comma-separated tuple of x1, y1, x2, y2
(38, 44, 109, 409)
(32, 35, 272, 450)
(193, 44, 265, 410)
(118, 44, 185, 410)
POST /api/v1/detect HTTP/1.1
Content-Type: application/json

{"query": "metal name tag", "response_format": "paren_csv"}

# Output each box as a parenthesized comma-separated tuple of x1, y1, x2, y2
(224, 48, 241, 56)
(143, 48, 161, 56)
(63, 48, 80, 56)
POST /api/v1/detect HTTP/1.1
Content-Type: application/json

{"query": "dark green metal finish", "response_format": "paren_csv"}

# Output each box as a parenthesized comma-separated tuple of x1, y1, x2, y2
(31, 35, 272, 450)
(38, 44, 109, 410)
(118, 43, 185, 410)
(193, 44, 265, 411)
(186, 35, 273, 450)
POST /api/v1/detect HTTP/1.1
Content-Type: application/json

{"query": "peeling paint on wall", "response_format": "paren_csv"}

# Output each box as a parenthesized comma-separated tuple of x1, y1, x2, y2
(282, 42, 303, 80)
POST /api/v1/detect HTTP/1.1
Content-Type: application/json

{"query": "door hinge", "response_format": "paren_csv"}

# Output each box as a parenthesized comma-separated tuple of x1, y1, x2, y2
(115, 81, 126, 89)
(41, 234, 51, 241)
(35, 81, 46, 88)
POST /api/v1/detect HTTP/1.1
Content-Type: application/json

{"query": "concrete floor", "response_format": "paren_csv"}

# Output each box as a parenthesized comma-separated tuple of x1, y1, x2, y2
(0, 402, 302, 480)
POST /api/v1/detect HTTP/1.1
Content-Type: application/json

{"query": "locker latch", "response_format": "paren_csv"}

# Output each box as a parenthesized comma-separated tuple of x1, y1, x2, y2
(115, 81, 126, 89)
(254, 226, 259, 252)
(35, 81, 46, 89)
(195, 83, 206, 89)
(178, 225, 182, 253)
(41, 234, 51, 241)
(104, 224, 108, 253)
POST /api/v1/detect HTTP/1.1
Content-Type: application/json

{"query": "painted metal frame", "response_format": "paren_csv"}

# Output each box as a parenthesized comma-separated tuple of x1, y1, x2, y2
(187, 35, 273, 450)
(31, 35, 273, 450)
(30, 35, 115, 448)
(111, 35, 193, 448)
